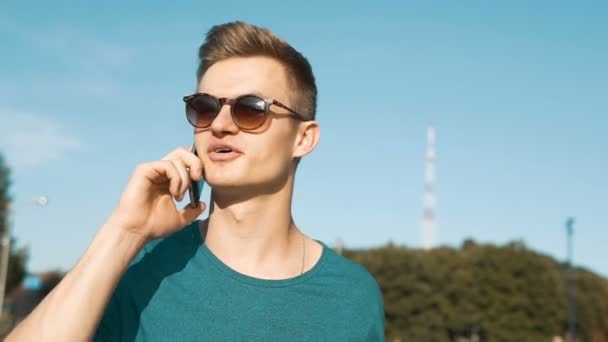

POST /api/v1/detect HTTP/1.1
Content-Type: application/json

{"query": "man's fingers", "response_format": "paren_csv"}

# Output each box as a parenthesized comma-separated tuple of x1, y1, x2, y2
(156, 145, 206, 201)
(162, 146, 204, 181)
(138, 161, 183, 198)
(168, 159, 190, 201)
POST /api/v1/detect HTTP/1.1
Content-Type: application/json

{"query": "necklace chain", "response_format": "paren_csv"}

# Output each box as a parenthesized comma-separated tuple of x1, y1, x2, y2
(300, 233, 306, 275)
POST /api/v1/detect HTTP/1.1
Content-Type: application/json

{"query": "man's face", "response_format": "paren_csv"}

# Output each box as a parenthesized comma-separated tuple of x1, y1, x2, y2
(194, 56, 301, 193)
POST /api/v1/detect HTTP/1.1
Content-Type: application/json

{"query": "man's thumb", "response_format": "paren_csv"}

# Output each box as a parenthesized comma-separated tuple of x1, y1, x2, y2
(179, 202, 207, 225)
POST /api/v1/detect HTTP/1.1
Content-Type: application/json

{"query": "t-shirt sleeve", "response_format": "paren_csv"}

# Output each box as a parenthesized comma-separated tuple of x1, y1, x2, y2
(366, 279, 386, 341)
(92, 245, 151, 341)
(93, 285, 123, 341)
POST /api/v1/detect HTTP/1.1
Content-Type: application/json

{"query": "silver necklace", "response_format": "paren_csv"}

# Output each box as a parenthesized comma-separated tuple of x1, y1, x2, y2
(300, 233, 306, 275)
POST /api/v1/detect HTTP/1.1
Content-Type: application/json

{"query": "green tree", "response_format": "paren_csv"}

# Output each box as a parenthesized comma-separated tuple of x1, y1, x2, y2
(345, 240, 608, 342)
(0, 153, 28, 296)
(0, 154, 9, 238)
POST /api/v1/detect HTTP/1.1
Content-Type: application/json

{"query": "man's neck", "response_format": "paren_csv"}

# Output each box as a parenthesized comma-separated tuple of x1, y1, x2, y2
(202, 180, 303, 279)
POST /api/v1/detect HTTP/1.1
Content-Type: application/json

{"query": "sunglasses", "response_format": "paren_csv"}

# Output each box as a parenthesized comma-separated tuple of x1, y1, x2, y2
(183, 93, 308, 130)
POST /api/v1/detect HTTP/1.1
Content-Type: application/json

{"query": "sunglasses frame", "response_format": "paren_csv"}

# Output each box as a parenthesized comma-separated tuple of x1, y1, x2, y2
(183, 93, 309, 130)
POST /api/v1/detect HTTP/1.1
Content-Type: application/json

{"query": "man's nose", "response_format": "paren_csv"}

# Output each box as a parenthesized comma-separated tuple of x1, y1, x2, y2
(210, 104, 239, 134)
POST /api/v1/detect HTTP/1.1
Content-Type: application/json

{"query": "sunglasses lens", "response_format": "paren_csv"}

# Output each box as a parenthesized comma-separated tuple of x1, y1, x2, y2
(233, 96, 267, 129)
(186, 95, 218, 127)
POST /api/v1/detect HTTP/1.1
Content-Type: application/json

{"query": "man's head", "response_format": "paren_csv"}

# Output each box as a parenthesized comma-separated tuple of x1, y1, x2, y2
(197, 21, 317, 121)
(190, 21, 320, 195)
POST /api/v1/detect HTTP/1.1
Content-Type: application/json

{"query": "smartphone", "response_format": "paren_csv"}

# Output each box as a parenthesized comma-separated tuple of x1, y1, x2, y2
(188, 144, 204, 207)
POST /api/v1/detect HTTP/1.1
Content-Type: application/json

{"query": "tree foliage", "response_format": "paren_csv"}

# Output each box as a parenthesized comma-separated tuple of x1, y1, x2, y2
(0, 154, 28, 296)
(0, 154, 10, 237)
(345, 240, 608, 342)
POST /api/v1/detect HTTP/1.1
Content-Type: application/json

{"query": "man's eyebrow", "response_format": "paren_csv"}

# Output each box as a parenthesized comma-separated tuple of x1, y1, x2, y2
(246, 90, 266, 97)
(196, 90, 268, 98)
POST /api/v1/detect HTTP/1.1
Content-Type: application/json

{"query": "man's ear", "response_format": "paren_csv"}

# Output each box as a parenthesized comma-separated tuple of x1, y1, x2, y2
(292, 121, 320, 159)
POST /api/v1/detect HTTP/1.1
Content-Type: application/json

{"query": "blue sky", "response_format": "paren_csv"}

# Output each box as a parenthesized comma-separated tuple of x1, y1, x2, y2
(1, 1, 607, 277)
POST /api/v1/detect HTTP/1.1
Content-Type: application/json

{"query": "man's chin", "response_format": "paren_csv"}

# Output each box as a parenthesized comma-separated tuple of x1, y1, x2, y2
(207, 182, 242, 190)
(206, 179, 254, 192)
(208, 178, 285, 197)
(208, 182, 264, 205)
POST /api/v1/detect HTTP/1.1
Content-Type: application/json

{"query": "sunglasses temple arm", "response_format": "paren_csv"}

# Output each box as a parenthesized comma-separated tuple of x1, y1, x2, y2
(272, 101, 308, 121)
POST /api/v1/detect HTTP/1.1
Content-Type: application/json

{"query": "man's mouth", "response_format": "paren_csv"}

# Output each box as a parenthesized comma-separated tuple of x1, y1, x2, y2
(208, 144, 241, 162)
(207, 142, 242, 161)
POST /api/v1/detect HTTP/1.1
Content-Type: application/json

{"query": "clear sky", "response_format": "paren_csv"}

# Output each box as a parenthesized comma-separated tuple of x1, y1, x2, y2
(1, 1, 606, 277)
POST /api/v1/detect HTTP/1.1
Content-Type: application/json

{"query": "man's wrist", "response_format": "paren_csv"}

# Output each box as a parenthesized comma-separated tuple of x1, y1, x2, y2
(101, 218, 149, 255)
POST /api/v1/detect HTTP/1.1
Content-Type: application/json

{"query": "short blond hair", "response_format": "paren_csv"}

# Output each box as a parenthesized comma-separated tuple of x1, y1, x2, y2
(196, 21, 317, 120)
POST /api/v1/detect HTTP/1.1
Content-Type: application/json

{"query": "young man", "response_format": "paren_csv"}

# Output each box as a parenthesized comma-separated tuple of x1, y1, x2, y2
(7, 21, 385, 341)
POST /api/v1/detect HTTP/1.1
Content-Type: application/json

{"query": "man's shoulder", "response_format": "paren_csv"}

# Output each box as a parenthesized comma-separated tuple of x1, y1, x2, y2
(320, 244, 382, 299)
(317, 245, 385, 328)
(128, 221, 201, 270)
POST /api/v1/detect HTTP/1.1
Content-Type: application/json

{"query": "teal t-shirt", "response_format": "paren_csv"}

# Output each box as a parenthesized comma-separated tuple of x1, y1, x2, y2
(94, 221, 385, 341)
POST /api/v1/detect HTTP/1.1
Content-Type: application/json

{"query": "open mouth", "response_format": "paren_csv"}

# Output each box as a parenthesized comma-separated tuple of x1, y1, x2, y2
(208, 143, 241, 161)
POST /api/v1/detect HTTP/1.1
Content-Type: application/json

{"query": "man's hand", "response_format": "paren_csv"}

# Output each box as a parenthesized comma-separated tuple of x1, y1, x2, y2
(5, 146, 206, 341)
(108, 146, 206, 242)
